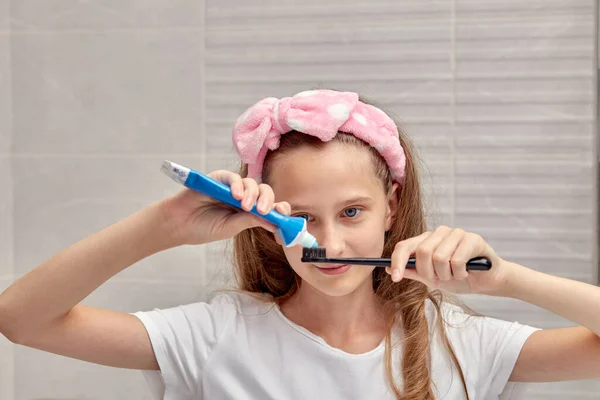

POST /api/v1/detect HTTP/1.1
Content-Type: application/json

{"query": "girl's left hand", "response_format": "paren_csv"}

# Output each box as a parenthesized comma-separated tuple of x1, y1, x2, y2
(386, 226, 511, 295)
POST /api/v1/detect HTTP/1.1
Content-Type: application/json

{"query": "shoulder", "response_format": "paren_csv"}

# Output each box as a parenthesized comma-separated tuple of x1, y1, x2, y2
(424, 296, 472, 330)
(204, 290, 276, 317)
(424, 296, 538, 347)
(134, 290, 276, 343)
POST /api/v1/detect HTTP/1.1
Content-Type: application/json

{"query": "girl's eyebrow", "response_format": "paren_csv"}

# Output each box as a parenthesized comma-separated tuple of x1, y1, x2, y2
(290, 196, 373, 211)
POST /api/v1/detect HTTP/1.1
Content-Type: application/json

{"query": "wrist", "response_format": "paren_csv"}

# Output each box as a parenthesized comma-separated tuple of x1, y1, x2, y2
(488, 260, 532, 298)
(145, 199, 186, 250)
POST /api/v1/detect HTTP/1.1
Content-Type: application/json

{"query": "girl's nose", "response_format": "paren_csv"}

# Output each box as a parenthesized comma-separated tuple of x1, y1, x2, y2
(317, 224, 345, 257)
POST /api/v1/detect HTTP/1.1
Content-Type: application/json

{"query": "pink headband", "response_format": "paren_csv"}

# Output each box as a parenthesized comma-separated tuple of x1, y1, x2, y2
(232, 89, 406, 183)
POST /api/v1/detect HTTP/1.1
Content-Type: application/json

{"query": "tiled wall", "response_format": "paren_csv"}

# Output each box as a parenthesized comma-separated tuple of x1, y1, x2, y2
(0, 1, 598, 399)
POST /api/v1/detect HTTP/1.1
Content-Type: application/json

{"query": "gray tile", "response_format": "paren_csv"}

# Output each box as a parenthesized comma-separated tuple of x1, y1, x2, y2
(514, 380, 600, 400)
(14, 278, 207, 400)
(455, 76, 594, 98)
(456, 184, 593, 213)
(15, 350, 148, 400)
(0, 277, 15, 400)
(456, 158, 594, 186)
(11, 0, 204, 30)
(0, 0, 7, 30)
(12, 31, 204, 154)
(456, 17, 593, 43)
(455, 101, 593, 122)
(0, 158, 12, 277)
(455, 122, 594, 156)
(207, 0, 451, 26)
(13, 156, 214, 282)
(455, 0, 593, 18)
(454, 153, 595, 233)
(205, 155, 241, 174)
(0, 34, 10, 154)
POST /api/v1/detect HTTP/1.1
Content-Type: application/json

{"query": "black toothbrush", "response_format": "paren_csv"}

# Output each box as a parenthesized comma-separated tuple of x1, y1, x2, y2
(301, 247, 492, 271)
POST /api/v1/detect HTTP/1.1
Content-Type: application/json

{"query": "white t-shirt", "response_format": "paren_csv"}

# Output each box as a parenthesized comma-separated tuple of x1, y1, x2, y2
(133, 292, 539, 400)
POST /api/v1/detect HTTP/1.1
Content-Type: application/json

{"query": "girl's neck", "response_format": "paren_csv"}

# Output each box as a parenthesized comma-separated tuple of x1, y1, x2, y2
(279, 278, 387, 354)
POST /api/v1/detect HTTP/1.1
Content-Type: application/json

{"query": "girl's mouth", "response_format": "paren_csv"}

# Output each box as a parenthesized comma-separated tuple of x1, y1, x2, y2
(315, 264, 351, 275)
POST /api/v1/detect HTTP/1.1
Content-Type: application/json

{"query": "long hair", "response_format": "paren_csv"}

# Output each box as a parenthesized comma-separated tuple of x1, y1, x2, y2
(231, 102, 470, 399)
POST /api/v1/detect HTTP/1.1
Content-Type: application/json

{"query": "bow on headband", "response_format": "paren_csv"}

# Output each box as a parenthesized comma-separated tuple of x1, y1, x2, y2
(232, 89, 406, 183)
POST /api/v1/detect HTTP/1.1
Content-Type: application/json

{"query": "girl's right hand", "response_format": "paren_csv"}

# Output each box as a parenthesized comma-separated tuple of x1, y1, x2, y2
(159, 170, 291, 246)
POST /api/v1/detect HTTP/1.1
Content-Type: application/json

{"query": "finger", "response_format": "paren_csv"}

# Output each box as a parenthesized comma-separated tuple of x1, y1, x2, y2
(414, 226, 452, 281)
(388, 231, 431, 282)
(451, 233, 486, 280)
(209, 170, 244, 199)
(274, 201, 291, 216)
(256, 184, 275, 215)
(432, 228, 465, 281)
(241, 178, 260, 211)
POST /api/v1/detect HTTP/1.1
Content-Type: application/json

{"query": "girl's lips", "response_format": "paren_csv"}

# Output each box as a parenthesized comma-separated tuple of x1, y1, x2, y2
(316, 263, 347, 269)
(315, 264, 351, 275)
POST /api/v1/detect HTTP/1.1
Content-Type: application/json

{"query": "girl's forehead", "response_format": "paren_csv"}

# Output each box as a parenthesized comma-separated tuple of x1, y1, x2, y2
(269, 142, 377, 185)
(268, 145, 385, 206)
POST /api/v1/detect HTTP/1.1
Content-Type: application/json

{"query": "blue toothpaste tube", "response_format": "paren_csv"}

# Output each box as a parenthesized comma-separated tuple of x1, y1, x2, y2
(161, 160, 318, 248)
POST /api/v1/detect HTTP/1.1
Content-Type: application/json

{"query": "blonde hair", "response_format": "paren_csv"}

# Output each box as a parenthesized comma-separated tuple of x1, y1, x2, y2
(231, 102, 470, 399)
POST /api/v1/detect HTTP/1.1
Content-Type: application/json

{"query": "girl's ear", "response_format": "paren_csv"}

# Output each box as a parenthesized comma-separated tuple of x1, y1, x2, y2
(385, 183, 400, 231)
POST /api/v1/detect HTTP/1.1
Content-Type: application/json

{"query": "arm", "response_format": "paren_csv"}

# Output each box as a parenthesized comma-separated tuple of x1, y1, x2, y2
(0, 201, 174, 369)
(499, 262, 600, 382)
(0, 172, 277, 371)
(388, 226, 600, 382)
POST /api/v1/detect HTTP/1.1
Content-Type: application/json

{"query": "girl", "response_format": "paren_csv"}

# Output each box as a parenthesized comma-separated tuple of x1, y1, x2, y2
(1, 89, 599, 400)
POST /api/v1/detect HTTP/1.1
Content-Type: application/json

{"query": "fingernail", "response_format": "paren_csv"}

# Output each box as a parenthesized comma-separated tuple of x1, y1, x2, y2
(392, 270, 401, 281)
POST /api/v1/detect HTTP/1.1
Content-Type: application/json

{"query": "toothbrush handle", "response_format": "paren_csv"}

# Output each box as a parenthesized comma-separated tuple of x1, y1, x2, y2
(317, 256, 491, 270)
(185, 171, 288, 225)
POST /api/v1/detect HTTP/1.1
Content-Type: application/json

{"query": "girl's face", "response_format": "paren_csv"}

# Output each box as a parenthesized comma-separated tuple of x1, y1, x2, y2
(268, 141, 398, 297)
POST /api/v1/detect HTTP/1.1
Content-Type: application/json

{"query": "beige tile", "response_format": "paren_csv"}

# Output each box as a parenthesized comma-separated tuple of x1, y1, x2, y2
(15, 346, 150, 400)
(13, 156, 215, 283)
(0, 0, 7, 31)
(12, 31, 204, 154)
(0, 34, 10, 154)
(11, 0, 204, 30)
(0, 158, 13, 277)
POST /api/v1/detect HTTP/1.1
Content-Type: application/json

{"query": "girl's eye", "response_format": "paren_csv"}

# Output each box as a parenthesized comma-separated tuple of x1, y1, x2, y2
(343, 208, 361, 218)
(296, 213, 313, 221)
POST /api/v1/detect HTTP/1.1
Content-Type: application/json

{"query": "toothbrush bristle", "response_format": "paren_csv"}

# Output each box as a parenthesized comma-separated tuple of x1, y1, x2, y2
(301, 246, 327, 262)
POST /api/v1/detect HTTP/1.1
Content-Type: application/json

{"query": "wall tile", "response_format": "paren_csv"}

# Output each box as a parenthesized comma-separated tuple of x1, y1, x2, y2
(0, 0, 7, 31)
(207, 1, 451, 26)
(0, 34, 10, 154)
(12, 31, 203, 154)
(0, 158, 12, 277)
(455, 0, 593, 18)
(455, 122, 594, 156)
(11, 0, 204, 30)
(12, 156, 210, 282)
